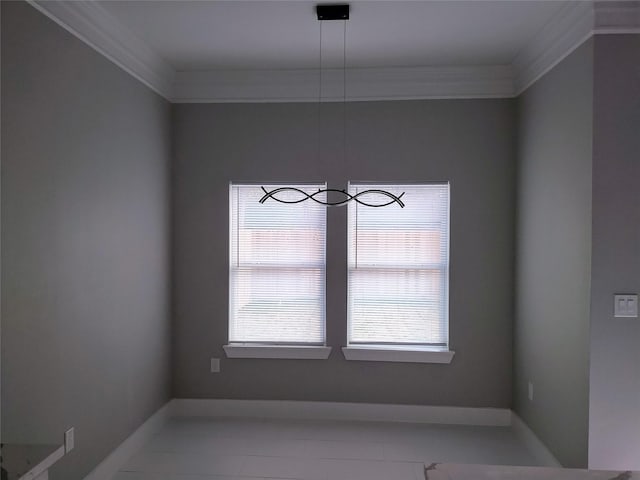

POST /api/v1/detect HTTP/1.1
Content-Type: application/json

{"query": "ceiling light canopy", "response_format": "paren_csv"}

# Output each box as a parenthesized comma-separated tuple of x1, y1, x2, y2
(316, 4, 350, 21)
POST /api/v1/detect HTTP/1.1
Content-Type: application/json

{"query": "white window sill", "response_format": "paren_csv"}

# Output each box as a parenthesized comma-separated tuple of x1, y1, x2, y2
(223, 344, 332, 360)
(341, 346, 455, 364)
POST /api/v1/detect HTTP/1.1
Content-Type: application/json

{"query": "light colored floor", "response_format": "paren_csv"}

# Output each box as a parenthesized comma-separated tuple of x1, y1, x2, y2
(113, 416, 542, 480)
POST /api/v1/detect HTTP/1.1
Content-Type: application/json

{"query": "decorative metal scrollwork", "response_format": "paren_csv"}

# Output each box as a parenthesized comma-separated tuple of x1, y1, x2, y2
(259, 186, 405, 208)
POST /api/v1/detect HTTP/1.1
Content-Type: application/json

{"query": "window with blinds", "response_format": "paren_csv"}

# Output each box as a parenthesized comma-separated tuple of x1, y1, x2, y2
(229, 183, 327, 345)
(347, 183, 450, 348)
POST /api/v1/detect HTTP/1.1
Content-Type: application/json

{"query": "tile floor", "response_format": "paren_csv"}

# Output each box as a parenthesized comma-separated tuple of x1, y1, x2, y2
(113, 416, 542, 480)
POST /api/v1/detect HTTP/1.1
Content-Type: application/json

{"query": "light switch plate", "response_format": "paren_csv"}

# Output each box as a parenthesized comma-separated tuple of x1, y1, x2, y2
(614, 294, 638, 318)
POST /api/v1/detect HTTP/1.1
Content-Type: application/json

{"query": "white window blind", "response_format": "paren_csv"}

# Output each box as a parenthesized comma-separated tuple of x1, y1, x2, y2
(229, 184, 327, 345)
(347, 183, 450, 347)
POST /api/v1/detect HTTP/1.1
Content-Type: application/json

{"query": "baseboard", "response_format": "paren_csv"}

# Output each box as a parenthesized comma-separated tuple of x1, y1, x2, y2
(171, 398, 512, 427)
(511, 412, 562, 467)
(83, 401, 172, 480)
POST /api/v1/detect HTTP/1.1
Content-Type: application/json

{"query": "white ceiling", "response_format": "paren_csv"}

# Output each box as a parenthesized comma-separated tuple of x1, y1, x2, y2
(98, 1, 565, 71)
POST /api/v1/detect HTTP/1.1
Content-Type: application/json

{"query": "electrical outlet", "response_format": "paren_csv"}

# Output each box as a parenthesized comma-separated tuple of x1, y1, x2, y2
(210, 357, 220, 373)
(528, 381, 534, 402)
(64, 427, 75, 453)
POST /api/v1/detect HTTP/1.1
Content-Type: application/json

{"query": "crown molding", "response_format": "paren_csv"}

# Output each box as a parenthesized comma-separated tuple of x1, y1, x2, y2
(172, 65, 515, 103)
(512, 1, 595, 95)
(26, 0, 640, 103)
(26, 0, 514, 102)
(26, 0, 174, 99)
(513, 1, 640, 95)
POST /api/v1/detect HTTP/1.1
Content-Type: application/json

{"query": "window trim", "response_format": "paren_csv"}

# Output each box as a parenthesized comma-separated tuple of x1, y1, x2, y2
(224, 344, 332, 360)
(346, 182, 451, 355)
(228, 182, 328, 348)
(225, 181, 454, 364)
(341, 345, 454, 364)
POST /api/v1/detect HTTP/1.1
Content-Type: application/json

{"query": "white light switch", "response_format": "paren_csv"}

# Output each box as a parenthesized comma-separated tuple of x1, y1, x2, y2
(614, 294, 638, 318)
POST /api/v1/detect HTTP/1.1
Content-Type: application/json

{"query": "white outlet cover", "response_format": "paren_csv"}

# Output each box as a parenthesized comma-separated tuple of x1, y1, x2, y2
(210, 358, 220, 373)
(64, 427, 75, 453)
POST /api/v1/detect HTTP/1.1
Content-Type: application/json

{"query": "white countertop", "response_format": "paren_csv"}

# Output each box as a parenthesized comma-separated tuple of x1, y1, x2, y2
(1, 444, 65, 480)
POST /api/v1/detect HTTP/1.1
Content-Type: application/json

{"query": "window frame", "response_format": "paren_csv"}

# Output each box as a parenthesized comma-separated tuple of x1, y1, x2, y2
(343, 182, 454, 364)
(225, 182, 331, 360)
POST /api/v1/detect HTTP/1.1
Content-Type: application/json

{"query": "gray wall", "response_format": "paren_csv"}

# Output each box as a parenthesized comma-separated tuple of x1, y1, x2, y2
(588, 34, 640, 471)
(513, 41, 593, 468)
(1, 2, 172, 479)
(172, 99, 516, 406)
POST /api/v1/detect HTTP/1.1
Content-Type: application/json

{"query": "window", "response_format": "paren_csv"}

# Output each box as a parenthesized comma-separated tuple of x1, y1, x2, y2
(226, 183, 330, 359)
(345, 183, 453, 363)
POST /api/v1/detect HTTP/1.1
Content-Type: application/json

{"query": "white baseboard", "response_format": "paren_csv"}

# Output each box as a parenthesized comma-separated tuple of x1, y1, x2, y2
(83, 401, 172, 480)
(511, 412, 562, 467)
(171, 398, 512, 427)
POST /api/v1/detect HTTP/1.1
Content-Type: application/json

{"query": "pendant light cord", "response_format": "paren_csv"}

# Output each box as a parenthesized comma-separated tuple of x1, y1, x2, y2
(260, 4, 406, 209)
(343, 18, 347, 178)
(317, 20, 323, 168)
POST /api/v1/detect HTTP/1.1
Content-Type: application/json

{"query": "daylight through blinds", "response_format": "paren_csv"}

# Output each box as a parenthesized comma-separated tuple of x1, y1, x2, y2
(229, 184, 326, 344)
(348, 183, 450, 346)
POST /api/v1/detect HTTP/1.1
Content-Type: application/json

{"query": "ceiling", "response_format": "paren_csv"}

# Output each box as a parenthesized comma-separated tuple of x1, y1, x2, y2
(30, 1, 640, 101)
(97, 1, 564, 71)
